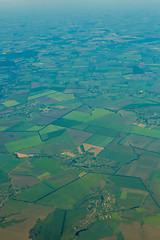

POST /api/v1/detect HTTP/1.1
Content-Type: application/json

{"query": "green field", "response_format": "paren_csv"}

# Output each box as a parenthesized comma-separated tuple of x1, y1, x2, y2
(0, 170, 8, 184)
(2, 100, 19, 107)
(144, 213, 160, 226)
(85, 134, 114, 147)
(131, 126, 160, 139)
(64, 108, 112, 122)
(31, 157, 63, 175)
(49, 92, 75, 101)
(28, 90, 56, 100)
(40, 125, 64, 135)
(78, 221, 114, 240)
(44, 170, 78, 189)
(120, 191, 127, 200)
(82, 173, 107, 188)
(38, 178, 90, 209)
(91, 114, 132, 133)
(85, 125, 121, 138)
(61, 208, 87, 240)
(29, 209, 65, 240)
(109, 175, 146, 191)
(5, 134, 42, 152)
(0, 153, 20, 172)
(0, 127, 8, 131)
(15, 182, 53, 202)
(26, 125, 43, 131)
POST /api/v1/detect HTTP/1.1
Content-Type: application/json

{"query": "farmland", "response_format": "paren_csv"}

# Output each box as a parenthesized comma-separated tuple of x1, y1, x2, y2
(0, 4, 160, 240)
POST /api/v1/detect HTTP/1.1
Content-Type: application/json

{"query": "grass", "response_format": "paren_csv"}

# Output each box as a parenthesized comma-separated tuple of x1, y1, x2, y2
(5, 134, 42, 152)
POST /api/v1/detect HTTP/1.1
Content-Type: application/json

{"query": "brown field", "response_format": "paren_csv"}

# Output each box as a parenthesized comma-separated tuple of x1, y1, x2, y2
(100, 237, 117, 240)
(16, 153, 34, 158)
(78, 146, 83, 154)
(0, 229, 28, 240)
(83, 143, 104, 156)
(120, 222, 160, 240)
(54, 106, 67, 109)
(11, 175, 40, 187)
(0, 203, 54, 240)
(100, 180, 106, 189)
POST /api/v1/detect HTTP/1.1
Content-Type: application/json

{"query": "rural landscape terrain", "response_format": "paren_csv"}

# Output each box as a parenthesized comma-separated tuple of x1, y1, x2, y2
(0, 7, 160, 240)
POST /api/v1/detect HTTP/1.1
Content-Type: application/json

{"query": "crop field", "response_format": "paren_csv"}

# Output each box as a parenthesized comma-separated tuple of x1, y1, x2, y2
(67, 128, 93, 146)
(2, 100, 19, 107)
(85, 125, 121, 138)
(39, 124, 64, 135)
(90, 115, 132, 133)
(28, 90, 56, 100)
(37, 178, 90, 208)
(144, 214, 160, 226)
(49, 92, 75, 101)
(0, 170, 8, 184)
(45, 169, 78, 189)
(5, 134, 42, 152)
(54, 118, 82, 128)
(31, 157, 63, 175)
(64, 108, 112, 122)
(11, 175, 40, 187)
(85, 134, 114, 148)
(120, 191, 127, 200)
(15, 182, 53, 202)
(131, 126, 160, 139)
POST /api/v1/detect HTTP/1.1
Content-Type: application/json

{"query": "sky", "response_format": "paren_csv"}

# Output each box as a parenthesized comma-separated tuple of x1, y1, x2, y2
(0, 0, 160, 14)
(0, 0, 160, 6)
